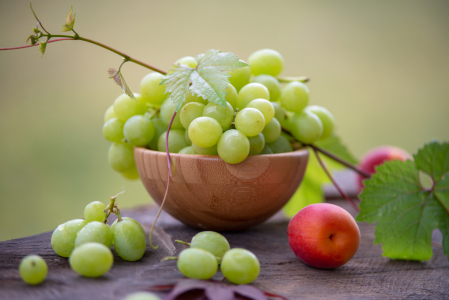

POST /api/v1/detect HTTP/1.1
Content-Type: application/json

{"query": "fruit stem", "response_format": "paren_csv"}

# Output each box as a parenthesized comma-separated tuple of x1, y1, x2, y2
(175, 240, 191, 246)
(277, 76, 310, 83)
(161, 256, 178, 261)
(312, 147, 360, 212)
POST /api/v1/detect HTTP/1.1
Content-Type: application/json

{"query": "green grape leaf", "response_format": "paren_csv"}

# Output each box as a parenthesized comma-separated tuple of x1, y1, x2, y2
(27, 34, 37, 46)
(61, 7, 76, 32)
(38, 41, 47, 57)
(161, 50, 247, 111)
(357, 140, 449, 261)
(108, 68, 135, 99)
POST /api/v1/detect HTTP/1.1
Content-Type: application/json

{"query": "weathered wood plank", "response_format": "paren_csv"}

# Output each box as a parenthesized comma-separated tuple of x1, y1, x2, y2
(0, 200, 448, 300)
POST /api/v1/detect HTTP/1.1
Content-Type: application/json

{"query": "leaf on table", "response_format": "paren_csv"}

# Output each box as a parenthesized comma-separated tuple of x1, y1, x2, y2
(357, 140, 449, 261)
(108, 68, 135, 99)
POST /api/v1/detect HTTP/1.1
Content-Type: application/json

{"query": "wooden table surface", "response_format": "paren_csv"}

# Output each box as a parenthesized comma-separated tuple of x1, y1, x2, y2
(1, 199, 448, 300)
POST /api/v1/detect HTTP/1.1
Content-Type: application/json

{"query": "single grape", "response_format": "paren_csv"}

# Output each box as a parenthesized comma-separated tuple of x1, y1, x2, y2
(51, 219, 88, 257)
(124, 115, 156, 147)
(221, 248, 260, 284)
(235, 108, 265, 137)
(262, 118, 281, 143)
(237, 83, 270, 110)
(75, 221, 113, 248)
(267, 135, 293, 153)
(305, 105, 335, 140)
(252, 75, 281, 101)
(178, 146, 195, 154)
(184, 130, 192, 145)
(69, 242, 113, 277)
(248, 49, 284, 77)
(192, 144, 218, 155)
(139, 72, 167, 107)
(112, 217, 146, 261)
(157, 130, 188, 153)
(149, 117, 168, 150)
(123, 292, 162, 300)
(279, 81, 309, 113)
(113, 93, 145, 122)
(185, 93, 208, 105)
(246, 99, 274, 125)
(248, 133, 265, 155)
(104, 105, 117, 123)
(121, 166, 140, 180)
(202, 102, 234, 131)
(191, 231, 230, 258)
(175, 56, 197, 68)
(259, 145, 274, 154)
(103, 118, 125, 142)
(271, 101, 286, 123)
(19, 255, 47, 285)
(217, 129, 250, 164)
(180, 102, 206, 130)
(290, 111, 323, 144)
(228, 66, 251, 92)
(84, 201, 106, 223)
(108, 142, 135, 172)
(177, 248, 218, 280)
(225, 83, 238, 109)
(188, 117, 223, 148)
(160, 99, 183, 130)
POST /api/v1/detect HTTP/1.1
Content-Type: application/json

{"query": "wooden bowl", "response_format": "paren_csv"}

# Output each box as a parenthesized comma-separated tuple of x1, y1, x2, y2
(134, 147, 309, 231)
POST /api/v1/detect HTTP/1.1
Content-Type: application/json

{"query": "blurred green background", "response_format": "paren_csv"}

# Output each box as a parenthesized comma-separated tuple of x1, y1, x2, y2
(1, 0, 448, 241)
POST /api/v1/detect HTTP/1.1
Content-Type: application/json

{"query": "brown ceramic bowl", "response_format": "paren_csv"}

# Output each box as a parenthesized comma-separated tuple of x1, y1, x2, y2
(134, 147, 309, 231)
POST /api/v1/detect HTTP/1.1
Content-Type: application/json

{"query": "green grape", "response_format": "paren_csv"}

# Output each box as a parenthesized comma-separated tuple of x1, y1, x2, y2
(51, 219, 88, 257)
(236, 83, 270, 110)
(262, 118, 281, 143)
(103, 118, 125, 142)
(175, 56, 197, 68)
(108, 142, 135, 172)
(123, 292, 161, 300)
(191, 231, 230, 258)
(202, 102, 234, 131)
(149, 117, 168, 150)
(228, 66, 251, 92)
(180, 102, 206, 130)
(19, 255, 47, 285)
(246, 99, 274, 125)
(178, 146, 195, 154)
(123, 115, 156, 147)
(271, 102, 286, 123)
(267, 135, 293, 153)
(217, 129, 250, 164)
(113, 93, 145, 122)
(188, 117, 223, 148)
(84, 201, 106, 223)
(305, 105, 335, 140)
(279, 81, 309, 113)
(235, 108, 265, 137)
(248, 49, 284, 77)
(177, 248, 218, 280)
(185, 93, 208, 105)
(159, 99, 183, 130)
(290, 110, 323, 144)
(69, 242, 113, 277)
(221, 248, 260, 284)
(112, 217, 146, 261)
(157, 130, 188, 153)
(259, 145, 274, 154)
(75, 221, 113, 248)
(104, 105, 117, 123)
(252, 75, 281, 101)
(192, 144, 218, 155)
(225, 83, 238, 108)
(184, 130, 192, 145)
(121, 166, 140, 180)
(248, 133, 265, 155)
(139, 72, 167, 107)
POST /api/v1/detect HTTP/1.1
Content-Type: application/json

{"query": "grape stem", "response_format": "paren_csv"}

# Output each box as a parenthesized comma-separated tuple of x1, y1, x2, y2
(161, 256, 178, 261)
(277, 76, 310, 83)
(175, 240, 191, 246)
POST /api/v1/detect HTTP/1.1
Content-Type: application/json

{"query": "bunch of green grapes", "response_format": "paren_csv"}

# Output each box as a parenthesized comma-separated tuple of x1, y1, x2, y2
(103, 51, 335, 172)
(172, 231, 260, 284)
(50, 199, 146, 278)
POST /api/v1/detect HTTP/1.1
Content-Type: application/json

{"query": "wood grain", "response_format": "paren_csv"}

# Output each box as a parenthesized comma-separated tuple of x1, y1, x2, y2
(1, 199, 448, 300)
(134, 148, 309, 231)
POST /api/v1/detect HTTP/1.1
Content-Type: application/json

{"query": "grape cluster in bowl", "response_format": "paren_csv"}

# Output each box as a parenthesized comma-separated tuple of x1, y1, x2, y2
(103, 49, 335, 178)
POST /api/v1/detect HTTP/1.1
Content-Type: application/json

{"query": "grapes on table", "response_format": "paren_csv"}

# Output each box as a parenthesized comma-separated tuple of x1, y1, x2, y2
(112, 217, 146, 261)
(177, 248, 218, 280)
(19, 255, 48, 285)
(51, 219, 88, 257)
(84, 201, 106, 223)
(74, 221, 113, 248)
(190, 231, 230, 258)
(221, 248, 260, 284)
(69, 242, 113, 277)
